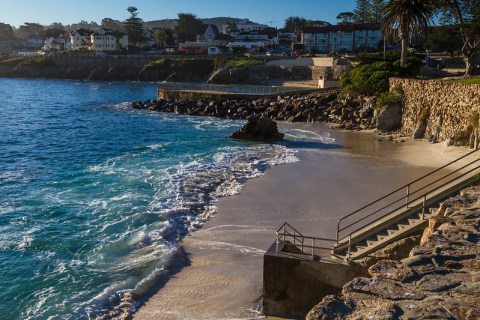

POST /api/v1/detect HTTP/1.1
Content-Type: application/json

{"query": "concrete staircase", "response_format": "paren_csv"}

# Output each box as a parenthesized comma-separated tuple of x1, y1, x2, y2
(332, 150, 480, 261)
(275, 148, 480, 262)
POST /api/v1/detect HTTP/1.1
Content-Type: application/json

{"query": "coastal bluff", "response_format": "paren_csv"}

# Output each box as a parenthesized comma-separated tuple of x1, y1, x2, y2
(307, 186, 480, 320)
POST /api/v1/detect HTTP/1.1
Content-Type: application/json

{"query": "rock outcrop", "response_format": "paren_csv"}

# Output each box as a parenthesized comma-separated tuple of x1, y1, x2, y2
(307, 186, 480, 320)
(376, 102, 403, 133)
(228, 115, 284, 141)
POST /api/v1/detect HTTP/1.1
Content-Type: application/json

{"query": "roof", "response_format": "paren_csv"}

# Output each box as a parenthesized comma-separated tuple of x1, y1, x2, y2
(197, 24, 220, 36)
(92, 28, 126, 37)
(302, 23, 381, 33)
(71, 28, 91, 37)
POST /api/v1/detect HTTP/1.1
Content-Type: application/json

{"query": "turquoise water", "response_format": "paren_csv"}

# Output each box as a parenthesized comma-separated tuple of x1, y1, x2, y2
(0, 79, 299, 319)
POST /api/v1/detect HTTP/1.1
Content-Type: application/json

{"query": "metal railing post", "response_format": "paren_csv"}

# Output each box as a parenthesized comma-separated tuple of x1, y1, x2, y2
(347, 234, 352, 260)
(422, 195, 426, 220)
(312, 238, 315, 259)
(406, 184, 410, 208)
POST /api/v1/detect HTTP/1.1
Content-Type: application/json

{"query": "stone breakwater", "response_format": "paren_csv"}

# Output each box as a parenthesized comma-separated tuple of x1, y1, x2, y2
(132, 91, 377, 130)
(307, 186, 480, 320)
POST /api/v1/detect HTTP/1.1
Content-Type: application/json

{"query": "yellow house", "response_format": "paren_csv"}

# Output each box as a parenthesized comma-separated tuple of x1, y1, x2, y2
(91, 28, 128, 52)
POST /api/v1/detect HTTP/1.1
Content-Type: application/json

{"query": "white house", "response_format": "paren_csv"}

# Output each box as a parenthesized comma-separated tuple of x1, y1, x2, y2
(227, 41, 266, 51)
(91, 28, 128, 51)
(43, 36, 65, 51)
(26, 35, 43, 48)
(69, 28, 91, 50)
(223, 19, 268, 33)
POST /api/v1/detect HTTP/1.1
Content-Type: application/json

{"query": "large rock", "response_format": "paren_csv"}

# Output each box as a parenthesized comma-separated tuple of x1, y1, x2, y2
(376, 102, 403, 133)
(229, 115, 284, 141)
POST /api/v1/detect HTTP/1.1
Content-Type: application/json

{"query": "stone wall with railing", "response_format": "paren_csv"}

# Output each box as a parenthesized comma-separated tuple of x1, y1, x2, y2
(390, 78, 480, 142)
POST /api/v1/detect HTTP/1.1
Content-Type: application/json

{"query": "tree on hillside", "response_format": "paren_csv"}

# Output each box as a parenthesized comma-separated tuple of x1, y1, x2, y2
(305, 20, 331, 27)
(284, 16, 307, 36)
(382, 0, 436, 67)
(354, 0, 373, 23)
(102, 18, 123, 31)
(436, 0, 480, 75)
(41, 24, 66, 39)
(337, 12, 355, 24)
(153, 29, 172, 48)
(175, 13, 205, 42)
(123, 6, 146, 48)
(0, 23, 14, 40)
(371, 0, 386, 23)
(17, 22, 44, 39)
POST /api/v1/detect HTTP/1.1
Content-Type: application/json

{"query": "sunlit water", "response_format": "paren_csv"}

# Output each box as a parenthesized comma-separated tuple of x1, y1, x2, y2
(0, 79, 330, 319)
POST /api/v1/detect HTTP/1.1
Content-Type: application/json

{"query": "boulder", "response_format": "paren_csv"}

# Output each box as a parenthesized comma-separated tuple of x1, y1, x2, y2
(376, 102, 403, 133)
(229, 115, 284, 141)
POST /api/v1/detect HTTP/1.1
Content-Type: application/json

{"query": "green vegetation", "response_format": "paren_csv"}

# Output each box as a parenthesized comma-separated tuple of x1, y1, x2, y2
(0, 57, 28, 66)
(382, 0, 435, 67)
(375, 85, 404, 109)
(418, 106, 431, 124)
(18, 58, 56, 69)
(143, 58, 214, 78)
(340, 52, 422, 95)
(123, 6, 146, 48)
(213, 57, 264, 70)
(454, 112, 480, 144)
(451, 78, 480, 85)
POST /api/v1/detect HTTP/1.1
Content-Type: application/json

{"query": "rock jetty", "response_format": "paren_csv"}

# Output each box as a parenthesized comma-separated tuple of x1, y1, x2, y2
(307, 186, 480, 320)
(131, 91, 377, 130)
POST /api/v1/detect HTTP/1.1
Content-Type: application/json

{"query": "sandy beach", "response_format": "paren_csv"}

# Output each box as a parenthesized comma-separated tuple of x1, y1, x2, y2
(134, 122, 469, 320)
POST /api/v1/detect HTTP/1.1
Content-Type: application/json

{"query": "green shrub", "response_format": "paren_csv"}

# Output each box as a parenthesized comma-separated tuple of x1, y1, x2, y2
(418, 106, 430, 124)
(375, 85, 404, 109)
(340, 61, 392, 95)
(393, 55, 423, 77)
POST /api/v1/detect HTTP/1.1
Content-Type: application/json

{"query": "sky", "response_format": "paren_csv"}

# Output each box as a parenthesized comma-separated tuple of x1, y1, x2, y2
(0, 0, 357, 28)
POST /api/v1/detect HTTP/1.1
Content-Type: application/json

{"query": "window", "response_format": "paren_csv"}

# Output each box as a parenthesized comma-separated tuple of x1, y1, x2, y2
(316, 33, 328, 39)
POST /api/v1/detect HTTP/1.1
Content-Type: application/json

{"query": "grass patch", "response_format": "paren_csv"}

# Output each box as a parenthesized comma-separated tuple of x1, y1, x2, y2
(214, 57, 264, 70)
(0, 57, 28, 66)
(451, 78, 480, 84)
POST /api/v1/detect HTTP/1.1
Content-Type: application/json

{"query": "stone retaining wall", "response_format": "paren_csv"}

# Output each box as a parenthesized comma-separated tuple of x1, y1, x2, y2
(390, 78, 480, 141)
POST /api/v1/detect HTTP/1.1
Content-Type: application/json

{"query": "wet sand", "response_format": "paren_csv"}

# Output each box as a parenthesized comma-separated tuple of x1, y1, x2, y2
(135, 123, 468, 320)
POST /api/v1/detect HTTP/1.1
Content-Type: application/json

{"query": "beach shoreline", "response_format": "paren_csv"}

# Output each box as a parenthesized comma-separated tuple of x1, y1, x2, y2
(133, 122, 469, 320)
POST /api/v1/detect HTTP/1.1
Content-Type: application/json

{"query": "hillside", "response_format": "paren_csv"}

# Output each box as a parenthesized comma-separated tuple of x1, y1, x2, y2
(144, 17, 247, 31)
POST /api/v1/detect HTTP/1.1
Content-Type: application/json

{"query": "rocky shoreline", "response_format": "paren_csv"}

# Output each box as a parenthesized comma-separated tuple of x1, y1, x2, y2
(131, 91, 379, 131)
(307, 186, 480, 320)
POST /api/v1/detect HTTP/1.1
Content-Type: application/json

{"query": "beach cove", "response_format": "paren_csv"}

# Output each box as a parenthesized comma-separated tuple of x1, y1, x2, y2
(134, 122, 468, 320)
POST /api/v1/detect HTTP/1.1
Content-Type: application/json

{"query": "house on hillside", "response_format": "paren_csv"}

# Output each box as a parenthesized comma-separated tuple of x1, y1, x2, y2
(91, 28, 128, 51)
(43, 36, 66, 51)
(26, 35, 43, 48)
(222, 19, 268, 33)
(196, 24, 231, 44)
(302, 24, 383, 53)
(69, 28, 92, 50)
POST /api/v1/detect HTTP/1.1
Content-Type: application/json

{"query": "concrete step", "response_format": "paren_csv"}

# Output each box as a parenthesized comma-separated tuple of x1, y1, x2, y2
(334, 172, 479, 255)
(348, 218, 429, 260)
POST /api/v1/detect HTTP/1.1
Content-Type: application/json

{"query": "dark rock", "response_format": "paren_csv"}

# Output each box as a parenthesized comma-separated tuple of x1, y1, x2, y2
(228, 115, 284, 141)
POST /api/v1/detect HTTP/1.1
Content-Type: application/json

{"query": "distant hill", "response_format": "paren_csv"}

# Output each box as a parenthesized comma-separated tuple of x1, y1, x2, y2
(144, 17, 249, 31)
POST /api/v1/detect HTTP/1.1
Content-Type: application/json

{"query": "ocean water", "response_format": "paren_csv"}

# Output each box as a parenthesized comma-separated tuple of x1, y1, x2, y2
(0, 79, 314, 319)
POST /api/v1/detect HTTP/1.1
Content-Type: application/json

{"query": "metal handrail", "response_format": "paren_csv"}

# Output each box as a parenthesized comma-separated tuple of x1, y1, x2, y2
(276, 222, 335, 259)
(337, 156, 480, 238)
(336, 148, 480, 243)
(344, 164, 479, 238)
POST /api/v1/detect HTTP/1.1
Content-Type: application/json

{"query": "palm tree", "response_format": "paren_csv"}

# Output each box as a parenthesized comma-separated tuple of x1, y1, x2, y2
(382, 0, 436, 67)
